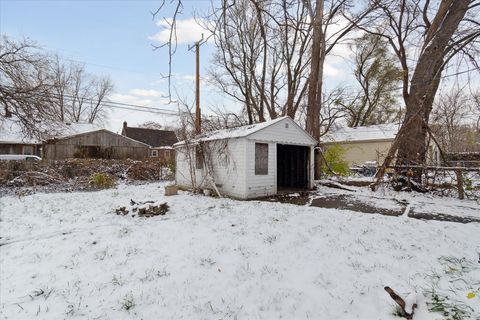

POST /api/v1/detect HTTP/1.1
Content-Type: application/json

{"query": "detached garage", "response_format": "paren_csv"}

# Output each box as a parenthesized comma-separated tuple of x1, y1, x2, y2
(174, 116, 317, 199)
(43, 129, 150, 160)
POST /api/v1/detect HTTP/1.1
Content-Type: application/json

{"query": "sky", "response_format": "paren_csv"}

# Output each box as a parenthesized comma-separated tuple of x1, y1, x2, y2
(0, 0, 226, 131)
(0, 0, 359, 132)
(1, 0, 478, 132)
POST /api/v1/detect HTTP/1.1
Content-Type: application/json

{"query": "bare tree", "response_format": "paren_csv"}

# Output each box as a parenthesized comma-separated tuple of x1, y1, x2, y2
(431, 85, 478, 152)
(1, 36, 114, 139)
(358, 0, 480, 175)
(0, 36, 57, 138)
(305, 0, 376, 141)
(50, 59, 113, 124)
(139, 121, 165, 129)
(154, 0, 372, 130)
(87, 76, 113, 123)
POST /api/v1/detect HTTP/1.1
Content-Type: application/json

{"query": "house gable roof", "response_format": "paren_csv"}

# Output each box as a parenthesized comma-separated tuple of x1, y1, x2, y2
(322, 123, 400, 144)
(122, 126, 178, 147)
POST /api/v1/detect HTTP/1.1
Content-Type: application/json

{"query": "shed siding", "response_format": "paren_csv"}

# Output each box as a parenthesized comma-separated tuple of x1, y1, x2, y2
(175, 139, 247, 198)
(249, 118, 316, 145)
(245, 140, 276, 198)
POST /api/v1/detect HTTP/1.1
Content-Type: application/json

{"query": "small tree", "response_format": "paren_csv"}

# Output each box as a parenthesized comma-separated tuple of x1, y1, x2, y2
(338, 34, 403, 127)
(322, 144, 350, 176)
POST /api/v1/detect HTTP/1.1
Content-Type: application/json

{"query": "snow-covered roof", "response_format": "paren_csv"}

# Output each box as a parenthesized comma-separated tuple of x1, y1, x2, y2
(0, 120, 41, 144)
(53, 122, 105, 139)
(201, 116, 290, 142)
(174, 116, 293, 146)
(322, 123, 400, 144)
(0, 118, 105, 144)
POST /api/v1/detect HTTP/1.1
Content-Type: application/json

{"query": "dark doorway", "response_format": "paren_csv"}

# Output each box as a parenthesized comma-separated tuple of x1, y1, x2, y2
(277, 144, 309, 189)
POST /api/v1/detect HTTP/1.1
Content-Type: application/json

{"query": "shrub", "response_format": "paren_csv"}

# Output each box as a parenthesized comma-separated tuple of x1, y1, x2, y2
(89, 172, 115, 189)
(167, 161, 176, 176)
(322, 144, 350, 176)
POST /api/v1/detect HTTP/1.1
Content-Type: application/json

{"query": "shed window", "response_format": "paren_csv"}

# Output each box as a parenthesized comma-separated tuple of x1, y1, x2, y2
(255, 143, 268, 175)
(196, 145, 203, 169)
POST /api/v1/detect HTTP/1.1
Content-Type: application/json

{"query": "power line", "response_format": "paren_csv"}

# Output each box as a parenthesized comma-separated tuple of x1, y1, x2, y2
(1, 85, 180, 116)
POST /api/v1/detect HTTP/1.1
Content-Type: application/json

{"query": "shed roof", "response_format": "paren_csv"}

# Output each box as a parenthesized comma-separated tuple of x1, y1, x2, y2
(122, 126, 178, 147)
(174, 116, 317, 146)
(322, 123, 400, 144)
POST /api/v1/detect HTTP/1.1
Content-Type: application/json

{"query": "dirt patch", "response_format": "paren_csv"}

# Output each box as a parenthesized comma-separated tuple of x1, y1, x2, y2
(408, 210, 480, 224)
(260, 191, 312, 205)
(311, 195, 405, 216)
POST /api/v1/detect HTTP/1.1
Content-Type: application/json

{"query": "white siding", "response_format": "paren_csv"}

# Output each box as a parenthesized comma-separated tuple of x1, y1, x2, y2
(249, 117, 316, 145)
(175, 139, 247, 198)
(245, 140, 276, 198)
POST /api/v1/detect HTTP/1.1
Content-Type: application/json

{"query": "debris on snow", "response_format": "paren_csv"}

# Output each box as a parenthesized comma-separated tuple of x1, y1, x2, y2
(115, 199, 169, 218)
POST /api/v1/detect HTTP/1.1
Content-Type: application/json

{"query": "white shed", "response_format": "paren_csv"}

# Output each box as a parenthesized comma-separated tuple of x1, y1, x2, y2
(174, 116, 317, 199)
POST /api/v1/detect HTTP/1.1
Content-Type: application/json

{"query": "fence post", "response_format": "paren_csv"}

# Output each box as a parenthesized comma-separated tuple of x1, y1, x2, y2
(455, 162, 464, 200)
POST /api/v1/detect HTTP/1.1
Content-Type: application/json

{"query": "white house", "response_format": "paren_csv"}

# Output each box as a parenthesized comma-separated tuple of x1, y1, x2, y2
(174, 116, 317, 199)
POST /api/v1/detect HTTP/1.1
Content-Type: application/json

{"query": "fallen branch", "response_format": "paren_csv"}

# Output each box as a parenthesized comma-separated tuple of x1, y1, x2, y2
(317, 180, 356, 192)
(384, 286, 417, 319)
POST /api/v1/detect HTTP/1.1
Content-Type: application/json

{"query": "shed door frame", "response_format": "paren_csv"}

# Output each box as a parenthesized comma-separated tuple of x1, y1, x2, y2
(275, 143, 310, 190)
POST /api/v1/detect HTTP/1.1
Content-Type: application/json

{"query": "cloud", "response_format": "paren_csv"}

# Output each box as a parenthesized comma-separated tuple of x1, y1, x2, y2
(109, 93, 153, 106)
(181, 74, 196, 81)
(149, 18, 210, 44)
(129, 88, 165, 97)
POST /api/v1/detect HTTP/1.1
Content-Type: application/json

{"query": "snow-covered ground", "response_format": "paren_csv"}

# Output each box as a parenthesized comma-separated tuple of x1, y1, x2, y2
(1, 183, 479, 319)
(315, 182, 480, 220)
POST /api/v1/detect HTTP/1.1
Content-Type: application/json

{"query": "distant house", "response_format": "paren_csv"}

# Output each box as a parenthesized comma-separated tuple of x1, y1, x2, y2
(322, 123, 442, 167)
(0, 120, 42, 156)
(43, 123, 149, 160)
(321, 124, 400, 167)
(121, 122, 177, 162)
(174, 116, 317, 199)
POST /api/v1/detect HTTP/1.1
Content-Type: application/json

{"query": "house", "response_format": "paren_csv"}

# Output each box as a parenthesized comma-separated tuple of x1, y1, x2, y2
(43, 123, 150, 160)
(174, 116, 317, 199)
(321, 123, 400, 167)
(322, 123, 442, 167)
(121, 122, 177, 162)
(0, 120, 42, 156)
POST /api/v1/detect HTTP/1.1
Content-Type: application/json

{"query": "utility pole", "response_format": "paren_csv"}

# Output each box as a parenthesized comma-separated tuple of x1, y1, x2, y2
(189, 34, 206, 135)
(195, 41, 200, 134)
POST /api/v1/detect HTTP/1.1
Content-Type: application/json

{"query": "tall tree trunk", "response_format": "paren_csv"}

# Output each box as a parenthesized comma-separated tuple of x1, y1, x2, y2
(306, 0, 324, 141)
(396, 0, 470, 177)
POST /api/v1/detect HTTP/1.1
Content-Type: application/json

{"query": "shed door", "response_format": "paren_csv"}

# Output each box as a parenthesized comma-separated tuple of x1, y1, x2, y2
(277, 144, 308, 189)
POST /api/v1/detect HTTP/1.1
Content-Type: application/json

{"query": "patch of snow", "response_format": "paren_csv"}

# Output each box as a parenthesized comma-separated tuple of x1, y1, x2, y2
(404, 291, 417, 314)
(0, 183, 479, 319)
